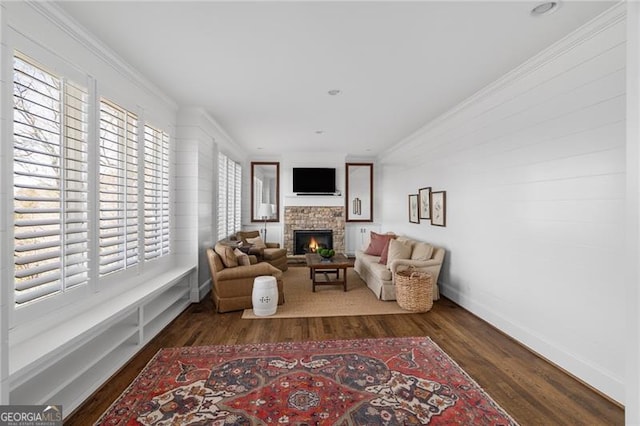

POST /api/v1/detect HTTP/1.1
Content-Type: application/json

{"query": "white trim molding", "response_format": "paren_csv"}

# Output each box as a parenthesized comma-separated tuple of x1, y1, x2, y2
(380, 2, 626, 163)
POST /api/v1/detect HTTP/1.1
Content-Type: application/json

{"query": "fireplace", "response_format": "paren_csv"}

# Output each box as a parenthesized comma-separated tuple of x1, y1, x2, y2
(293, 230, 333, 255)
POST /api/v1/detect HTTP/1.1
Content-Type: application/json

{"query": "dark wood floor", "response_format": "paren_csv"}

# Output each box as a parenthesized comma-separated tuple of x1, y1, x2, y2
(66, 293, 624, 425)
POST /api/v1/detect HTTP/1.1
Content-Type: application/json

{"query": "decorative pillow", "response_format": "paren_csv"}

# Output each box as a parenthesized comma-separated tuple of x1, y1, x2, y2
(234, 248, 251, 266)
(411, 242, 434, 261)
(247, 236, 267, 249)
(378, 238, 393, 264)
(364, 232, 395, 256)
(382, 238, 412, 267)
(214, 243, 238, 268)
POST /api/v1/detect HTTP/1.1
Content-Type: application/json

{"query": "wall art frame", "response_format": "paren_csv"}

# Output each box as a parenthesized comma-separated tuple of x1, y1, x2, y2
(418, 186, 431, 220)
(409, 194, 419, 224)
(430, 191, 446, 227)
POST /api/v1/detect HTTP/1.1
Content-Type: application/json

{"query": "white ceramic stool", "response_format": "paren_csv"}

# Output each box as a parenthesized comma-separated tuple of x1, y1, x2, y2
(252, 276, 278, 316)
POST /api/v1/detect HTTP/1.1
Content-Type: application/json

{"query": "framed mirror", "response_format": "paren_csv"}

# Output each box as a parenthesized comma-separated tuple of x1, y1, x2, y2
(346, 163, 373, 222)
(251, 162, 280, 222)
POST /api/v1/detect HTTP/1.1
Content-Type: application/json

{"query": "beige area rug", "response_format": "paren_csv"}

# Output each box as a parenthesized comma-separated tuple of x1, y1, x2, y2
(242, 266, 411, 319)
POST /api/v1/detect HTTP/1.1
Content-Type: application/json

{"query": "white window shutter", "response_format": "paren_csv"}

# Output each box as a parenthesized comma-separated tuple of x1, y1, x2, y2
(13, 54, 89, 306)
(99, 100, 139, 276)
(143, 124, 170, 260)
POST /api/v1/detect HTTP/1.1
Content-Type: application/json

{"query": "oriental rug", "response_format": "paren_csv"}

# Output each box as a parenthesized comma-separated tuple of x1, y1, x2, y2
(95, 337, 518, 425)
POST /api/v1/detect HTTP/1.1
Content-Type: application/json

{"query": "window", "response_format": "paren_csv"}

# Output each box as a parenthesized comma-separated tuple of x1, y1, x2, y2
(143, 124, 170, 260)
(11, 51, 172, 309)
(13, 53, 89, 306)
(99, 99, 139, 276)
(217, 153, 241, 239)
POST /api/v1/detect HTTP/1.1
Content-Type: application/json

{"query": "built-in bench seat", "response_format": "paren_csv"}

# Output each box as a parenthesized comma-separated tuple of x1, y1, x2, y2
(8, 265, 197, 417)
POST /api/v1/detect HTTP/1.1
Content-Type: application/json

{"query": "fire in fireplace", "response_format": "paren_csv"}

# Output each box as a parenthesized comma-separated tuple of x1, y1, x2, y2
(293, 230, 333, 255)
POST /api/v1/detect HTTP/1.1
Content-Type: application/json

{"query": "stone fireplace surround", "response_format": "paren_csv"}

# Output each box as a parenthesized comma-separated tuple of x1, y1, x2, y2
(284, 206, 345, 256)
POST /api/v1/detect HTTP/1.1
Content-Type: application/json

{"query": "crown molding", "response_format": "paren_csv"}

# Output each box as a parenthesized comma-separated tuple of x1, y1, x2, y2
(380, 2, 626, 160)
(24, 1, 178, 112)
(176, 107, 248, 159)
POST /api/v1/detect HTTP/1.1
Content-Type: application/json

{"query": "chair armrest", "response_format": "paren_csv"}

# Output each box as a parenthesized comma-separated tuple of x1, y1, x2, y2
(217, 263, 282, 281)
(266, 242, 280, 248)
(389, 258, 442, 274)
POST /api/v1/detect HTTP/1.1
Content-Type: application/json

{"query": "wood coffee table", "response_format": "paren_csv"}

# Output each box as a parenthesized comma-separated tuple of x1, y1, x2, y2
(305, 253, 351, 292)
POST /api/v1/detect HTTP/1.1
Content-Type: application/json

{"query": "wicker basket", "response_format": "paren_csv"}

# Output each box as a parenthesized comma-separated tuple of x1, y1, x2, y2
(395, 269, 433, 312)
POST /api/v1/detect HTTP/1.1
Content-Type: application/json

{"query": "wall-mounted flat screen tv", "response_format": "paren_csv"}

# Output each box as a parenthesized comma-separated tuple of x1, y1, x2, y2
(292, 167, 336, 194)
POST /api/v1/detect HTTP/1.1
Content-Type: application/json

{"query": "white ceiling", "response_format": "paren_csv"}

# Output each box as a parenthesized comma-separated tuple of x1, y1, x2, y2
(57, 1, 616, 157)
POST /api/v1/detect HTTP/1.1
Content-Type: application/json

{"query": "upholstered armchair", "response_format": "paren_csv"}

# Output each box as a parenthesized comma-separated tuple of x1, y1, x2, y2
(236, 230, 288, 271)
(206, 246, 284, 313)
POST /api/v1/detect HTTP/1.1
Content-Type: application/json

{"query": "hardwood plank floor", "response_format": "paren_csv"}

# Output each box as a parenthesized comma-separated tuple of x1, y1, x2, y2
(66, 294, 624, 425)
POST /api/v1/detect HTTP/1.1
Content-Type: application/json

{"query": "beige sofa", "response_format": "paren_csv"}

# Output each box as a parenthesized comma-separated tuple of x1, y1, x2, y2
(354, 236, 445, 301)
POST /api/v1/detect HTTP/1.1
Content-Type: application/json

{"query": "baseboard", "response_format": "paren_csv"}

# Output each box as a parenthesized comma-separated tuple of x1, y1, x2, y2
(198, 279, 211, 301)
(439, 281, 624, 405)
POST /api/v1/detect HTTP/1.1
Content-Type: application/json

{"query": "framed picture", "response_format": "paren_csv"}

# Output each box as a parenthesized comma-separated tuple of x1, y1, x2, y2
(431, 191, 446, 227)
(418, 187, 431, 220)
(409, 194, 419, 224)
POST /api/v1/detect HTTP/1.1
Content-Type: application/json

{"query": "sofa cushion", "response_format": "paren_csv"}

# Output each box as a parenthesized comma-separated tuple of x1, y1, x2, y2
(382, 238, 412, 268)
(247, 236, 267, 249)
(215, 243, 238, 268)
(369, 261, 393, 281)
(365, 232, 395, 256)
(234, 248, 251, 266)
(411, 242, 434, 261)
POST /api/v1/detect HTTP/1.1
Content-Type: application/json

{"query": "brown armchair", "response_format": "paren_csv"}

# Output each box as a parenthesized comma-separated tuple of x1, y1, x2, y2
(236, 230, 288, 271)
(207, 247, 284, 313)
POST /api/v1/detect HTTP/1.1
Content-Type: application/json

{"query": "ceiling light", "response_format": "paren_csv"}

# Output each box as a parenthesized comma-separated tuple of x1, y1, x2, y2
(315, 130, 324, 135)
(531, 2, 559, 16)
(327, 89, 341, 96)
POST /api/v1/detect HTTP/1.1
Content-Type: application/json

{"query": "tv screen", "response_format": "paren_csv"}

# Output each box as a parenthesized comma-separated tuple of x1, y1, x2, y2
(293, 168, 336, 194)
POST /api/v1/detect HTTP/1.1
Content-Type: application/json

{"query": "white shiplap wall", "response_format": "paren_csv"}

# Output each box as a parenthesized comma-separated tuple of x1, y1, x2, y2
(175, 108, 246, 296)
(379, 4, 626, 402)
(626, 2, 640, 423)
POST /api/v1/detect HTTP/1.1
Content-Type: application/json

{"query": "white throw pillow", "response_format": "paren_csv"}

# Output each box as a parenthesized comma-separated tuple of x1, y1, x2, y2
(411, 242, 434, 261)
(386, 239, 412, 269)
(247, 236, 267, 249)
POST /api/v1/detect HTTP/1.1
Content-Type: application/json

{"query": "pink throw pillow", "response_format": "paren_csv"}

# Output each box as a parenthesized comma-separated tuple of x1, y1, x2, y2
(364, 232, 395, 256)
(378, 238, 393, 264)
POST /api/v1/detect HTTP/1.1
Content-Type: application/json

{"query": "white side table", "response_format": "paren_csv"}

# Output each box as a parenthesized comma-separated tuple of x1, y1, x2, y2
(252, 276, 278, 316)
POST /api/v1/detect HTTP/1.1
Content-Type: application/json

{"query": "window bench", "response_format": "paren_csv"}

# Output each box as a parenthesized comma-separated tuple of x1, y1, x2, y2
(8, 265, 197, 418)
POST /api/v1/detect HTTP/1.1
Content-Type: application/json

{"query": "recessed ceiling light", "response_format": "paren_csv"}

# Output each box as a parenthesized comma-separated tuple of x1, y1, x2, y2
(531, 2, 559, 16)
(327, 89, 341, 96)
(315, 130, 324, 134)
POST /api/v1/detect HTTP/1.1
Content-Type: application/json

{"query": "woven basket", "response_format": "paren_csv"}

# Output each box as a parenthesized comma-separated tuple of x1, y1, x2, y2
(395, 269, 433, 312)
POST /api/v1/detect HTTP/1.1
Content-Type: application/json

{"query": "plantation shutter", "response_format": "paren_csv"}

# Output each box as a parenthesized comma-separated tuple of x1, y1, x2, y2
(233, 161, 242, 232)
(13, 54, 89, 306)
(217, 153, 241, 239)
(99, 100, 139, 276)
(161, 131, 170, 255)
(144, 124, 170, 260)
(217, 153, 228, 239)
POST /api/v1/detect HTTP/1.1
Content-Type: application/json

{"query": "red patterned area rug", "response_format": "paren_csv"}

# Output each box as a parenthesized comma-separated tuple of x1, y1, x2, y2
(96, 337, 518, 425)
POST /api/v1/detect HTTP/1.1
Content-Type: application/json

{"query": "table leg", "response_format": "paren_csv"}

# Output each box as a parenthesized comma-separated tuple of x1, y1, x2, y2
(343, 267, 347, 291)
